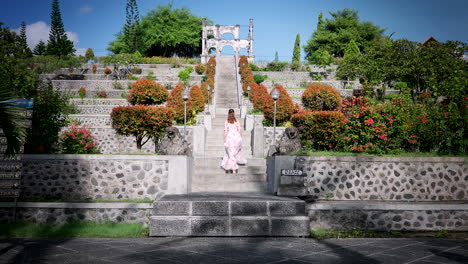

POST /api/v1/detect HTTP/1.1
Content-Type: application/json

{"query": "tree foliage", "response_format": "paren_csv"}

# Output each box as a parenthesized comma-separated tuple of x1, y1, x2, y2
(304, 9, 385, 60)
(123, 0, 142, 53)
(292, 34, 301, 64)
(85, 48, 95, 60)
(18, 21, 32, 57)
(33, 40, 47, 56)
(108, 5, 208, 57)
(46, 0, 75, 56)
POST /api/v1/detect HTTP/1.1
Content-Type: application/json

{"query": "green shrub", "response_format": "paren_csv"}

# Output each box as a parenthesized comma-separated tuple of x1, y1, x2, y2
(25, 82, 73, 154)
(85, 48, 95, 60)
(128, 79, 168, 105)
(111, 105, 174, 150)
(249, 63, 261, 71)
(265, 61, 288, 71)
(78, 87, 86, 99)
(195, 64, 206, 74)
(184, 65, 194, 73)
(60, 125, 99, 154)
(178, 70, 190, 84)
(292, 110, 346, 150)
(253, 74, 268, 84)
(302, 83, 342, 111)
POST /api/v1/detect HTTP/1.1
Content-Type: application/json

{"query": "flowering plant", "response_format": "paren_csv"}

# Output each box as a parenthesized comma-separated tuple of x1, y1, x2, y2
(96, 91, 108, 98)
(128, 79, 168, 105)
(60, 125, 99, 154)
(104, 68, 112, 75)
(194, 64, 206, 74)
(78, 87, 86, 99)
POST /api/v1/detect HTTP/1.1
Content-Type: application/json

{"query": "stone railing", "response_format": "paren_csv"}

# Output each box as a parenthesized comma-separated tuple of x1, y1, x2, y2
(20, 154, 192, 200)
(267, 155, 468, 201)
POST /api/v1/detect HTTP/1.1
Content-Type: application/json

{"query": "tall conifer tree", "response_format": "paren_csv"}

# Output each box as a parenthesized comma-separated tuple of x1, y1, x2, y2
(33, 40, 47, 56)
(292, 34, 301, 64)
(124, 0, 141, 53)
(19, 21, 32, 57)
(46, 0, 74, 56)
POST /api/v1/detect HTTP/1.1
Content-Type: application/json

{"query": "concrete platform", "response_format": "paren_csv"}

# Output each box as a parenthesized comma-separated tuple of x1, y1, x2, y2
(150, 193, 309, 237)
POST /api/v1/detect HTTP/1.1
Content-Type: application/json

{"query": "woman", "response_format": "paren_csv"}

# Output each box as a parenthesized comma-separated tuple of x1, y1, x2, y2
(221, 109, 246, 173)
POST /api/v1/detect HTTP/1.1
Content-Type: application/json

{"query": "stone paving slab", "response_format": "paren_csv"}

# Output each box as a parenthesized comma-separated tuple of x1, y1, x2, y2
(0, 237, 467, 264)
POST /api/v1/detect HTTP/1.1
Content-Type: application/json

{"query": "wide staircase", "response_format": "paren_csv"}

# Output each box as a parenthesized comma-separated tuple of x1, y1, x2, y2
(150, 56, 309, 236)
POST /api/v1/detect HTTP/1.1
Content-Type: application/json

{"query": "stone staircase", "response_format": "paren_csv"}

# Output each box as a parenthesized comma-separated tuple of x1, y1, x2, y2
(150, 55, 309, 236)
(150, 193, 309, 236)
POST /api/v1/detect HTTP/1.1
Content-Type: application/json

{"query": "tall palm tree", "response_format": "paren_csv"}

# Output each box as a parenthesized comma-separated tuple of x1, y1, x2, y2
(0, 86, 27, 157)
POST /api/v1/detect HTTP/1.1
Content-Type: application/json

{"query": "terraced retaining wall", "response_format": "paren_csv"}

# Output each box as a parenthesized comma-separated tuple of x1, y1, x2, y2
(0, 202, 152, 226)
(267, 156, 467, 201)
(19, 154, 192, 200)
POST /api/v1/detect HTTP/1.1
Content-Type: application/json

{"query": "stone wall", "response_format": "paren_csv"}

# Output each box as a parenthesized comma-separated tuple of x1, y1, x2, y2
(51, 80, 199, 91)
(20, 154, 192, 200)
(268, 156, 468, 201)
(308, 201, 468, 231)
(0, 202, 151, 226)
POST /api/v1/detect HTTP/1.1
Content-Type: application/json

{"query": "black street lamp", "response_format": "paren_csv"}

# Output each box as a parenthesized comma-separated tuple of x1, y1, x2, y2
(271, 88, 280, 146)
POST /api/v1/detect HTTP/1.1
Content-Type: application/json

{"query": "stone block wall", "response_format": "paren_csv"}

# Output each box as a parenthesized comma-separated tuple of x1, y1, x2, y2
(20, 154, 191, 200)
(308, 202, 468, 231)
(0, 203, 151, 226)
(268, 156, 468, 201)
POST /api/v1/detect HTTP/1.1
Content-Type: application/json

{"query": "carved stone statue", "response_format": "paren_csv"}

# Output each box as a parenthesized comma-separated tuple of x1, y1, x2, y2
(157, 127, 192, 156)
(275, 126, 302, 155)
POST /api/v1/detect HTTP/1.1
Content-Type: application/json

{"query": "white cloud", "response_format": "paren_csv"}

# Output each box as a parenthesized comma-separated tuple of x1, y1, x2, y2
(75, 48, 87, 56)
(79, 5, 93, 15)
(13, 21, 79, 50)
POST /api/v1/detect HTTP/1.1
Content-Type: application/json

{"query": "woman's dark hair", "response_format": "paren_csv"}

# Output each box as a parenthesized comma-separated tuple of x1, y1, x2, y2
(227, 109, 236, 124)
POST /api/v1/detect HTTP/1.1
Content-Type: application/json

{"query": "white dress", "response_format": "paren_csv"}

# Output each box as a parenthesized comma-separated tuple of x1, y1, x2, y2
(221, 120, 247, 170)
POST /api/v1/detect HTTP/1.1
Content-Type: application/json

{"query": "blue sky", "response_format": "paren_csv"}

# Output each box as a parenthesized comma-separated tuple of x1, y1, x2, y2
(2, 0, 467, 61)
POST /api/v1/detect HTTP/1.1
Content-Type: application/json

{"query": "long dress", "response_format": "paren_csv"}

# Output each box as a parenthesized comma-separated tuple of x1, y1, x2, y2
(221, 120, 246, 171)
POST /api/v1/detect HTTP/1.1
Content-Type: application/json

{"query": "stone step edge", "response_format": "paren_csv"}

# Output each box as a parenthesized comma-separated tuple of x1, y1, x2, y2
(308, 201, 468, 211)
(150, 216, 308, 220)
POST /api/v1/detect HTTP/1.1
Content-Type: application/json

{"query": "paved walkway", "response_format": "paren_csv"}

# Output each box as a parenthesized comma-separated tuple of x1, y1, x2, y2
(1, 237, 467, 264)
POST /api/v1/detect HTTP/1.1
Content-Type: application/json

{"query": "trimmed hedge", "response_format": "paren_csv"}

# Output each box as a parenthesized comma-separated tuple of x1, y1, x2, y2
(128, 79, 168, 105)
(188, 85, 206, 113)
(302, 83, 342, 111)
(263, 85, 294, 123)
(292, 110, 346, 150)
(249, 83, 272, 113)
(166, 83, 193, 123)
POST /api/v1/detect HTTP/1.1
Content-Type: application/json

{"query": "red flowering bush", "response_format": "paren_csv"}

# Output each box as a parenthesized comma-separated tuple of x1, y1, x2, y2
(404, 101, 466, 154)
(249, 83, 273, 112)
(166, 83, 194, 123)
(195, 64, 206, 74)
(111, 105, 174, 150)
(96, 91, 108, 98)
(206, 56, 216, 77)
(302, 83, 342, 111)
(188, 85, 206, 113)
(60, 125, 99, 154)
(128, 79, 169, 105)
(292, 111, 346, 150)
(92, 64, 97, 74)
(104, 68, 112, 75)
(263, 85, 294, 124)
(238, 55, 249, 72)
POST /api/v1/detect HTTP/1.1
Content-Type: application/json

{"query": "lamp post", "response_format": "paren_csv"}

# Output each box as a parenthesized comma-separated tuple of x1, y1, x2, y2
(271, 88, 280, 146)
(247, 85, 251, 110)
(182, 89, 189, 141)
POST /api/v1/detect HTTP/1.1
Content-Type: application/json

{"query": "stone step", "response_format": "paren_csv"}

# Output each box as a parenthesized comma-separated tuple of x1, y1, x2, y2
(194, 166, 266, 176)
(150, 192, 309, 236)
(69, 98, 129, 106)
(194, 157, 265, 166)
(191, 182, 266, 193)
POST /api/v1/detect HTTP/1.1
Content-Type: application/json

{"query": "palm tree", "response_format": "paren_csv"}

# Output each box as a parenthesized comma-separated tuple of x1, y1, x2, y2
(0, 86, 27, 157)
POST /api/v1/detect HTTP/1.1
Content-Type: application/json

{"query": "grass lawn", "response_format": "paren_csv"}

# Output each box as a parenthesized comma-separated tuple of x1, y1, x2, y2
(310, 228, 468, 239)
(0, 221, 148, 238)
